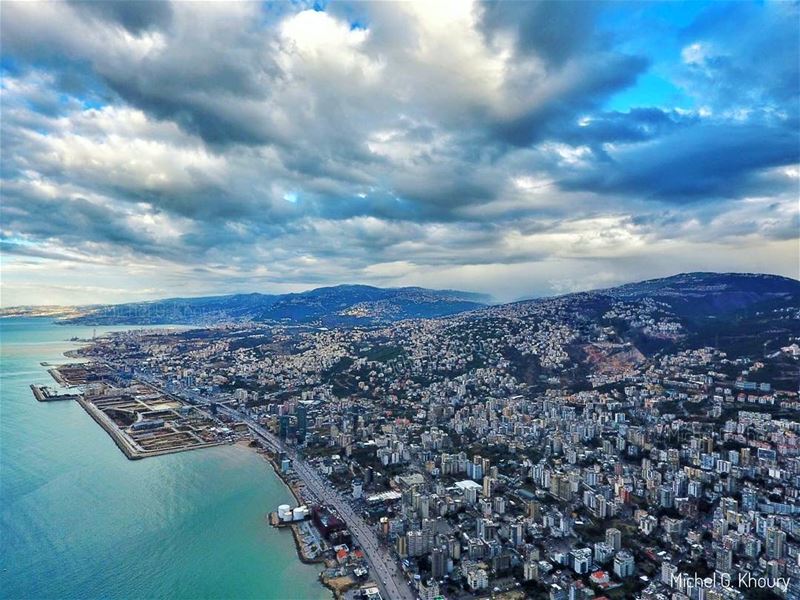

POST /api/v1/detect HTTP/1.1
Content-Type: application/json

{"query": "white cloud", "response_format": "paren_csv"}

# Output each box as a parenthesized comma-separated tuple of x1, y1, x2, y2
(0, 1, 797, 306)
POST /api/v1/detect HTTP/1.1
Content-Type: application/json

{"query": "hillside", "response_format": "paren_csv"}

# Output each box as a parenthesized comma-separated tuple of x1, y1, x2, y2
(601, 272, 799, 317)
(453, 272, 799, 389)
(58, 285, 490, 326)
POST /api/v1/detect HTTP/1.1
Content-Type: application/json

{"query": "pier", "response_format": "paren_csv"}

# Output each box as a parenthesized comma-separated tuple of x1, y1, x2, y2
(30, 384, 80, 402)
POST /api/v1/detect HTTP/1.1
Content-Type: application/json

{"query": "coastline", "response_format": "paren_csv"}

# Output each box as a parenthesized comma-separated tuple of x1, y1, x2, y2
(246, 440, 356, 600)
(76, 394, 223, 460)
(5, 317, 331, 600)
(45, 357, 226, 461)
(46, 331, 340, 600)
(43, 336, 336, 599)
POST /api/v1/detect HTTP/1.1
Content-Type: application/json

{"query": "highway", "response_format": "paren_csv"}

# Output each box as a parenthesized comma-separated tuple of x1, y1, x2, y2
(217, 405, 417, 600)
(121, 370, 416, 600)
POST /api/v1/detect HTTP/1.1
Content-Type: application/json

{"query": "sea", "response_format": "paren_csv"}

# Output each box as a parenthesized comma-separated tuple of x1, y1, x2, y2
(0, 317, 329, 600)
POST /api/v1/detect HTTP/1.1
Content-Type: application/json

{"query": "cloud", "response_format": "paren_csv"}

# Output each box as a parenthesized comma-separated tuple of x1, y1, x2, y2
(560, 119, 798, 201)
(66, 0, 174, 34)
(478, 1, 605, 67)
(0, 0, 797, 306)
(678, 2, 800, 110)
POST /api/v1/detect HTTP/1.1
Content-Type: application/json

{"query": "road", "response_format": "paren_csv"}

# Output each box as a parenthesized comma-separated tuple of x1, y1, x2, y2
(217, 405, 416, 600)
(120, 370, 415, 600)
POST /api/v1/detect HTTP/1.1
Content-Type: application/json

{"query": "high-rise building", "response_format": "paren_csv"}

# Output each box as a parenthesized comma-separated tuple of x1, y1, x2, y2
(477, 518, 496, 542)
(296, 403, 308, 443)
(593, 542, 614, 564)
(613, 550, 635, 578)
(430, 546, 446, 579)
(352, 479, 363, 500)
(523, 556, 539, 581)
(595, 494, 608, 518)
(741, 487, 758, 512)
(659, 485, 675, 508)
(766, 527, 786, 559)
(571, 548, 592, 575)
(661, 561, 677, 587)
(279, 414, 290, 440)
(466, 568, 488, 591)
(482, 475, 494, 498)
(688, 480, 703, 498)
(716, 548, 733, 573)
(396, 534, 408, 557)
(606, 528, 622, 551)
(510, 521, 524, 546)
(407, 530, 425, 557)
(464, 485, 478, 505)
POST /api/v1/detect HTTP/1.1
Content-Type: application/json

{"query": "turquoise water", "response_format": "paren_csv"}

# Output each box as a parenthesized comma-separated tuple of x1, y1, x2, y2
(0, 318, 328, 600)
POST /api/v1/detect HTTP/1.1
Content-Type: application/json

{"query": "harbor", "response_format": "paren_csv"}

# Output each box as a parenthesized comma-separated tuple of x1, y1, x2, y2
(25, 331, 399, 599)
(41, 362, 231, 460)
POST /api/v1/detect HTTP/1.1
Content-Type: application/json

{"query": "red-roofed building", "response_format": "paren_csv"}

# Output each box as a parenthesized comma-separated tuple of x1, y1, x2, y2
(590, 570, 610, 585)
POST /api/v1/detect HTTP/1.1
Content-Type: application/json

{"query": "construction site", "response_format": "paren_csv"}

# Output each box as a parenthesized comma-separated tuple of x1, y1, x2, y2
(50, 363, 229, 460)
(48, 362, 114, 386)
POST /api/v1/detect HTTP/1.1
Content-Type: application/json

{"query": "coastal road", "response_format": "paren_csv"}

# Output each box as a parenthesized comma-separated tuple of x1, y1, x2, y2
(114, 370, 414, 600)
(218, 405, 416, 600)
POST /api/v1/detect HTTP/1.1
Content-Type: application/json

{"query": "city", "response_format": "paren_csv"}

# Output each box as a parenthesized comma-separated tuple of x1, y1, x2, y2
(1, 2, 798, 599)
(45, 272, 800, 600)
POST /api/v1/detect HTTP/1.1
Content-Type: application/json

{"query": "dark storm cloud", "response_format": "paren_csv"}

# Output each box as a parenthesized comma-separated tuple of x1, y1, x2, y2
(631, 202, 800, 244)
(542, 1, 800, 203)
(0, 181, 184, 261)
(479, 1, 605, 66)
(558, 108, 695, 147)
(474, 0, 653, 147)
(0, 2, 280, 146)
(560, 120, 799, 202)
(106, 88, 275, 147)
(489, 53, 648, 146)
(66, 0, 173, 34)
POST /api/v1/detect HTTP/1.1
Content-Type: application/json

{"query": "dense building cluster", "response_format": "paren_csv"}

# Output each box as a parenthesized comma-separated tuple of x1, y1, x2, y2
(80, 288, 800, 600)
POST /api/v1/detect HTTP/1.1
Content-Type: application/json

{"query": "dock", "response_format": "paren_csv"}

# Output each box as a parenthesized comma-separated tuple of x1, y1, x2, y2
(30, 384, 80, 402)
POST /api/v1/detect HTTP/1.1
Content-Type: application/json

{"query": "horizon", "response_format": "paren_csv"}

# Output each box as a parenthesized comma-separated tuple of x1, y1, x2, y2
(1, 1, 798, 305)
(3, 269, 798, 310)
(2, 4, 800, 600)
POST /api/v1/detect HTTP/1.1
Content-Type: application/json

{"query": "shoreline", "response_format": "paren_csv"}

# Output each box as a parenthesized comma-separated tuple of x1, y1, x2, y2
(49, 334, 340, 598)
(245, 440, 355, 600)
(45, 359, 226, 461)
(9, 320, 333, 600)
(75, 393, 224, 460)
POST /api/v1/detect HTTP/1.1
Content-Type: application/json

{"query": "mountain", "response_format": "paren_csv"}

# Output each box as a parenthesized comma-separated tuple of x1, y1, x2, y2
(342, 272, 792, 395)
(252, 285, 489, 323)
(58, 285, 491, 326)
(459, 271, 800, 382)
(16, 272, 800, 334)
(600, 272, 800, 317)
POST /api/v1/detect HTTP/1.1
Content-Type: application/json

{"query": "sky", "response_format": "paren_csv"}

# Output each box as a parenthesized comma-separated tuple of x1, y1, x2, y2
(1, 0, 798, 306)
